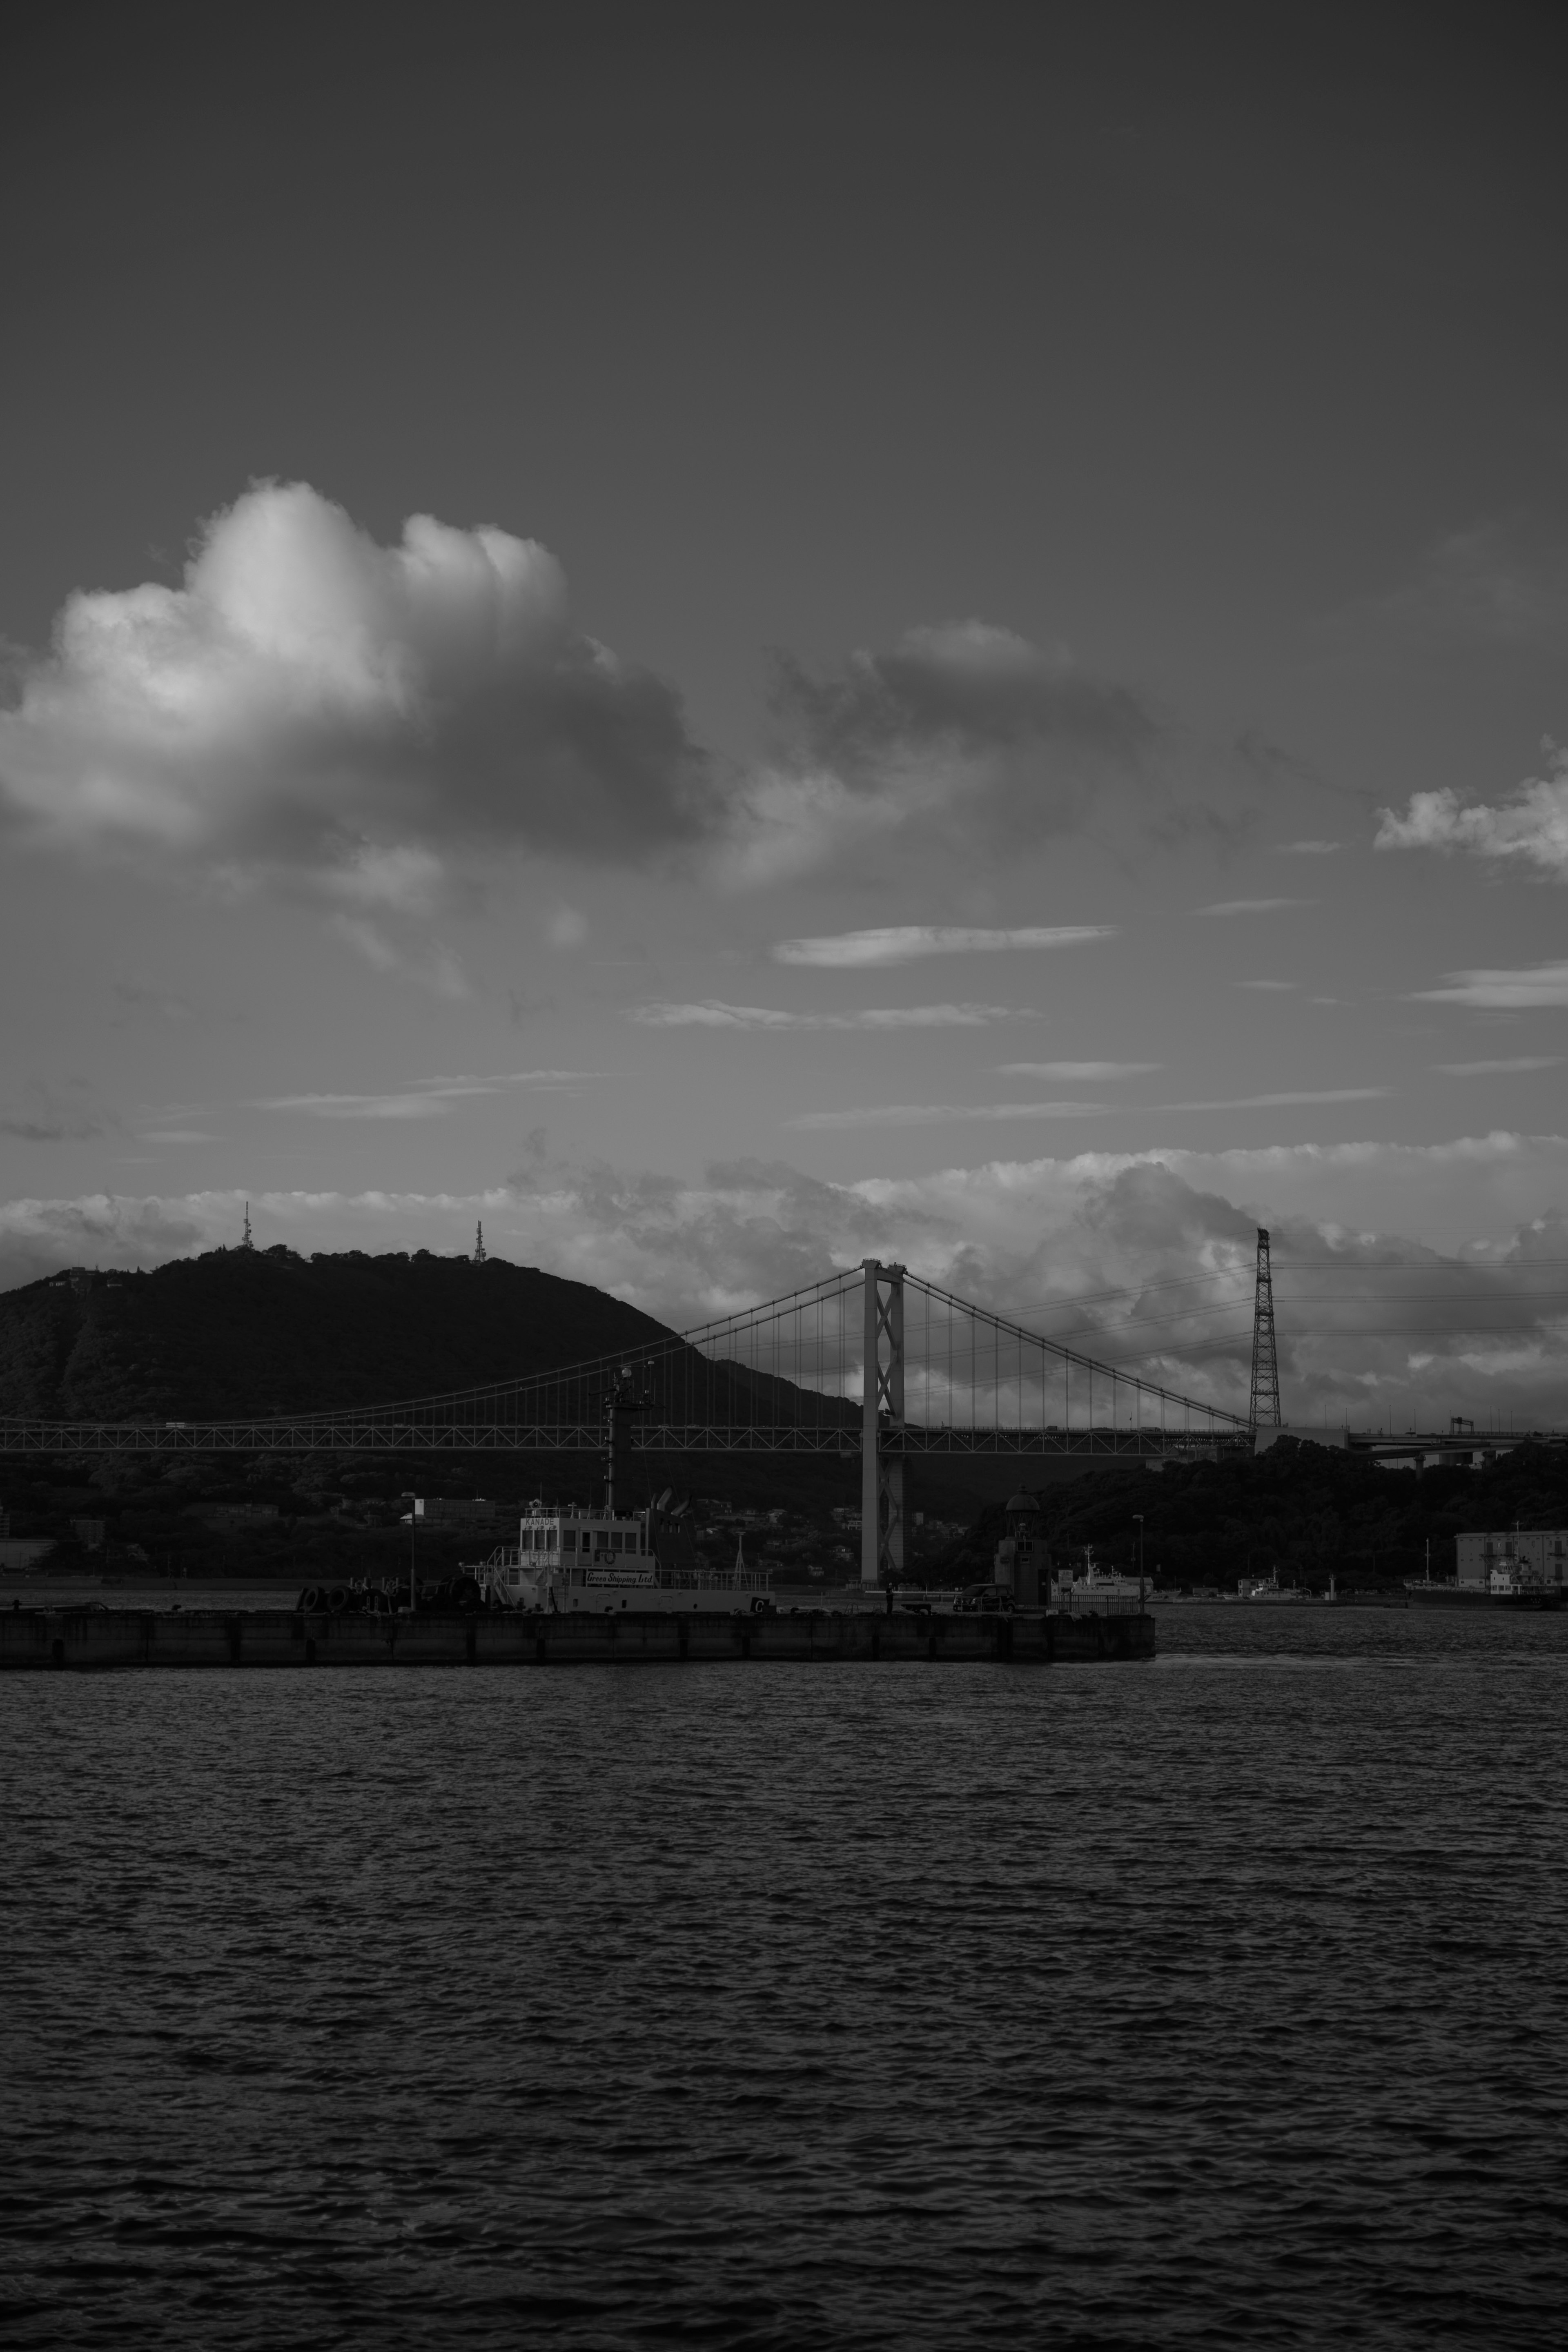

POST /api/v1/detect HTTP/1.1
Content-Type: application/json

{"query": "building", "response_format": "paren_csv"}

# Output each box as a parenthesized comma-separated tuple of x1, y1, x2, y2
(1456, 1532, 1567, 1590)
(410, 1498, 514, 1528)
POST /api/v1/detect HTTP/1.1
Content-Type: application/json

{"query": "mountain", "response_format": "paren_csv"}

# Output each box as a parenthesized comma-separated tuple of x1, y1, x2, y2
(0, 1247, 676, 1422)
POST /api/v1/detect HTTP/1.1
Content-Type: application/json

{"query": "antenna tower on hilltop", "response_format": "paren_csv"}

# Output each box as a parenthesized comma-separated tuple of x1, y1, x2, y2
(241, 1202, 254, 1251)
(473, 1221, 488, 1264)
(1249, 1226, 1281, 1429)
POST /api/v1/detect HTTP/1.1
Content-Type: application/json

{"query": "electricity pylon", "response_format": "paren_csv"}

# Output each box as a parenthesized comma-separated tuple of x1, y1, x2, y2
(1249, 1227, 1282, 1429)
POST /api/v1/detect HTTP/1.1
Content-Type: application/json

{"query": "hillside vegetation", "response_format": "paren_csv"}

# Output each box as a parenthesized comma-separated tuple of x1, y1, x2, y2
(0, 1246, 672, 1421)
(935, 1437, 1568, 1591)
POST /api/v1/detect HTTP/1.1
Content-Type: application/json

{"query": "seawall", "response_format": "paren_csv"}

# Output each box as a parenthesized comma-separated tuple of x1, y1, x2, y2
(0, 1606, 1154, 1671)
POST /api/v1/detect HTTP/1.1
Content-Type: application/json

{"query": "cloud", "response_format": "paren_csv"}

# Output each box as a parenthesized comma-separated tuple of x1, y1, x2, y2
(7, 1139, 1568, 1424)
(259, 1092, 461, 1121)
(547, 905, 588, 948)
(0, 1080, 111, 1143)
(1355, 523, 1568, 652)
(1375, 745, 1568, 878)
(1151, 1089, 1388, 1112)
(1278, 840, 1341, 856)
(790, 1101, 1108, 1128)
(255, 1071, 594, 1119)
(632, 1000, 1034, 1031)
(719, 619, 1161, 885)
(789, 1086, 1387, 1130)
(1194, 897, 1312, 916)
(0, 482, 715, 909)
(773, 924, 1114, 969)
(997, 1062, 1158, 1080)
(137, 1129, 216, 1145)
(1412, 962, 1568, 1009)
(1435, 1058, 1562, 1076)
(112, 980, 196, 1022)
(329, 915, 471, 998)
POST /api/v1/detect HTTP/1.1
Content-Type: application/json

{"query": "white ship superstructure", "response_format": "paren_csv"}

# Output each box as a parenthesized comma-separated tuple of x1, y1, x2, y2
(476, 1501, 773, 1614)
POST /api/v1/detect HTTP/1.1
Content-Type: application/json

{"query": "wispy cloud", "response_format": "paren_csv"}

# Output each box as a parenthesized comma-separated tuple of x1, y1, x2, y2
(1194, 897, 1311, 916)
(0, 1080, 111, 1143)
(633, 1000, 1034, 1031)
(1278, 840, 1341, 856)
(260, 1092, 466, 1121)
(330, 916, 472, 1000)
(791, 1082, 1385, 1129)
(1235, 978, 1296, 992)
(1153, 1089, 1388, 1112)
(138, 1129, 217, 1144)
(789, 1100, 1107, 1129)
(996, 1061, 1159, 1080)
(257, 1071, 594, 1120)
(773, 924, 1114, 969)
(1434, 1058, 1562, 1076)
(1412, 962, 1568, 1009)
(113, 980, 196, 1022)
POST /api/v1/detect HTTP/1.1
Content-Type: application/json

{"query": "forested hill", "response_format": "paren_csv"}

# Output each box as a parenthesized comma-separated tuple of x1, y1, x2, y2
(0, 1249, 675, 1421)
(935, 1437, 1568, 1591)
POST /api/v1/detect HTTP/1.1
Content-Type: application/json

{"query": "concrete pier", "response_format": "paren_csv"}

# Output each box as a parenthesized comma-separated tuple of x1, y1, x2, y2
(0, 1605, 1155, 1672)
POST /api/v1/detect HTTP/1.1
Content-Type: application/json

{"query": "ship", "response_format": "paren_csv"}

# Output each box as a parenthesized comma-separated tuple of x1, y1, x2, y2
(1405, 1574, 1564, 1611)
(467, 1373, 775, 1615)
(472, 1497, 773, 1615)
(1407, 1529, 1566, 1609)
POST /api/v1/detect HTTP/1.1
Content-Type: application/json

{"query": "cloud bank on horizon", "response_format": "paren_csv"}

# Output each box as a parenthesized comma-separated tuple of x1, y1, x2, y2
(2, 1137, 1565, 1427)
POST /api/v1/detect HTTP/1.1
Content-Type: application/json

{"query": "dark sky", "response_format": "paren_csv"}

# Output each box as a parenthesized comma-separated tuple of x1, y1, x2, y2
(2, 0, 1566, 1419)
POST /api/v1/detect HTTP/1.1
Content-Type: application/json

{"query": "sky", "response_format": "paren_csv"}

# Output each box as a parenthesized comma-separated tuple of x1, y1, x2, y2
(2, 0, 1566, 1425)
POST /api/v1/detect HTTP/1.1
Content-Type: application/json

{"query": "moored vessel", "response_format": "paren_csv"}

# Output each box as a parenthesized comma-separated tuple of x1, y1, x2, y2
(472, 1499, 774, 1615)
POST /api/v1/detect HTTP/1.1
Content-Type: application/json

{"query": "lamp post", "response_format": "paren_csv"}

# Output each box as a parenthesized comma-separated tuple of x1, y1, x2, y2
(401, 1492, 420, 1610)
(1134, 1512, 1146, 1610)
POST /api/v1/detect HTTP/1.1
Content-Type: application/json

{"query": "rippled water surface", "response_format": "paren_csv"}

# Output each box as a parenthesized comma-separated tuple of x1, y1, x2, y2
(5, 1609, 1567, 2348)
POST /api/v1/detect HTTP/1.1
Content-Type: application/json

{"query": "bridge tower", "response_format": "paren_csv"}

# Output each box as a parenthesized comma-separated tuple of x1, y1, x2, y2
(1249, 1227, 1281, 1430)
(861, 1260, 906, 1588)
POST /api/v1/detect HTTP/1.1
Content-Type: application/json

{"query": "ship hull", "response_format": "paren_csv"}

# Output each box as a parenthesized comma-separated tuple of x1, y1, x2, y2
(1406, 1584, 1564, 1610)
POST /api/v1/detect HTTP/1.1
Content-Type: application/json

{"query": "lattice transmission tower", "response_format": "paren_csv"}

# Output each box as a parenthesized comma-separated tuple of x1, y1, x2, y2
(1248, 1226, 1281, 1429)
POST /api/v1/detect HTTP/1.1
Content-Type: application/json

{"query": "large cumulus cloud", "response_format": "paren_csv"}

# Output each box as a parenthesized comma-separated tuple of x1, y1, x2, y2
(0, 485, 1200, 912)
(0, 482, 715, 908)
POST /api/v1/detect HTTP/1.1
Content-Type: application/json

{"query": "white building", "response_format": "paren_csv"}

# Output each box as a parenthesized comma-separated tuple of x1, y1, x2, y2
(1456, 1532, 1567, 1590)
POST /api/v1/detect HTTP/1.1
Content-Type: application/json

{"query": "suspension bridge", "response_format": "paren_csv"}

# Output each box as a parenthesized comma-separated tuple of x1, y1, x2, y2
(0, 1258, 1255, 1586)
(2, 1244, 1549, 1587)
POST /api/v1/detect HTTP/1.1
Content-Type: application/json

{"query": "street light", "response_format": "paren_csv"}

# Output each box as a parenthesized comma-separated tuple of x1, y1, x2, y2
(1133, 1512, 1146, 1608)
(401, 1492, 421, 1610)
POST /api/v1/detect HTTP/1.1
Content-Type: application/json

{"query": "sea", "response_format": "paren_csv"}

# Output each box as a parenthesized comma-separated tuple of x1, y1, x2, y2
(4, 1606, 1566, 2349)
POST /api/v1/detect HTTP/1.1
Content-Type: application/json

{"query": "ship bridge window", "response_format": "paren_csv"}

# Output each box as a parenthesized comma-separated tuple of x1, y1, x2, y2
(562, 1528, 577, 1552)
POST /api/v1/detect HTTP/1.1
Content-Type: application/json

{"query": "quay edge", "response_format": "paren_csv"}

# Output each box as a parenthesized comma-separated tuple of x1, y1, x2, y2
(0, 1606, 1155, 1672)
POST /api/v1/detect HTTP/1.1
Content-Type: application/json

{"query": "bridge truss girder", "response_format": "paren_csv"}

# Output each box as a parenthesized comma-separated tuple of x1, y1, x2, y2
(0, 1419, 1250, 1459)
